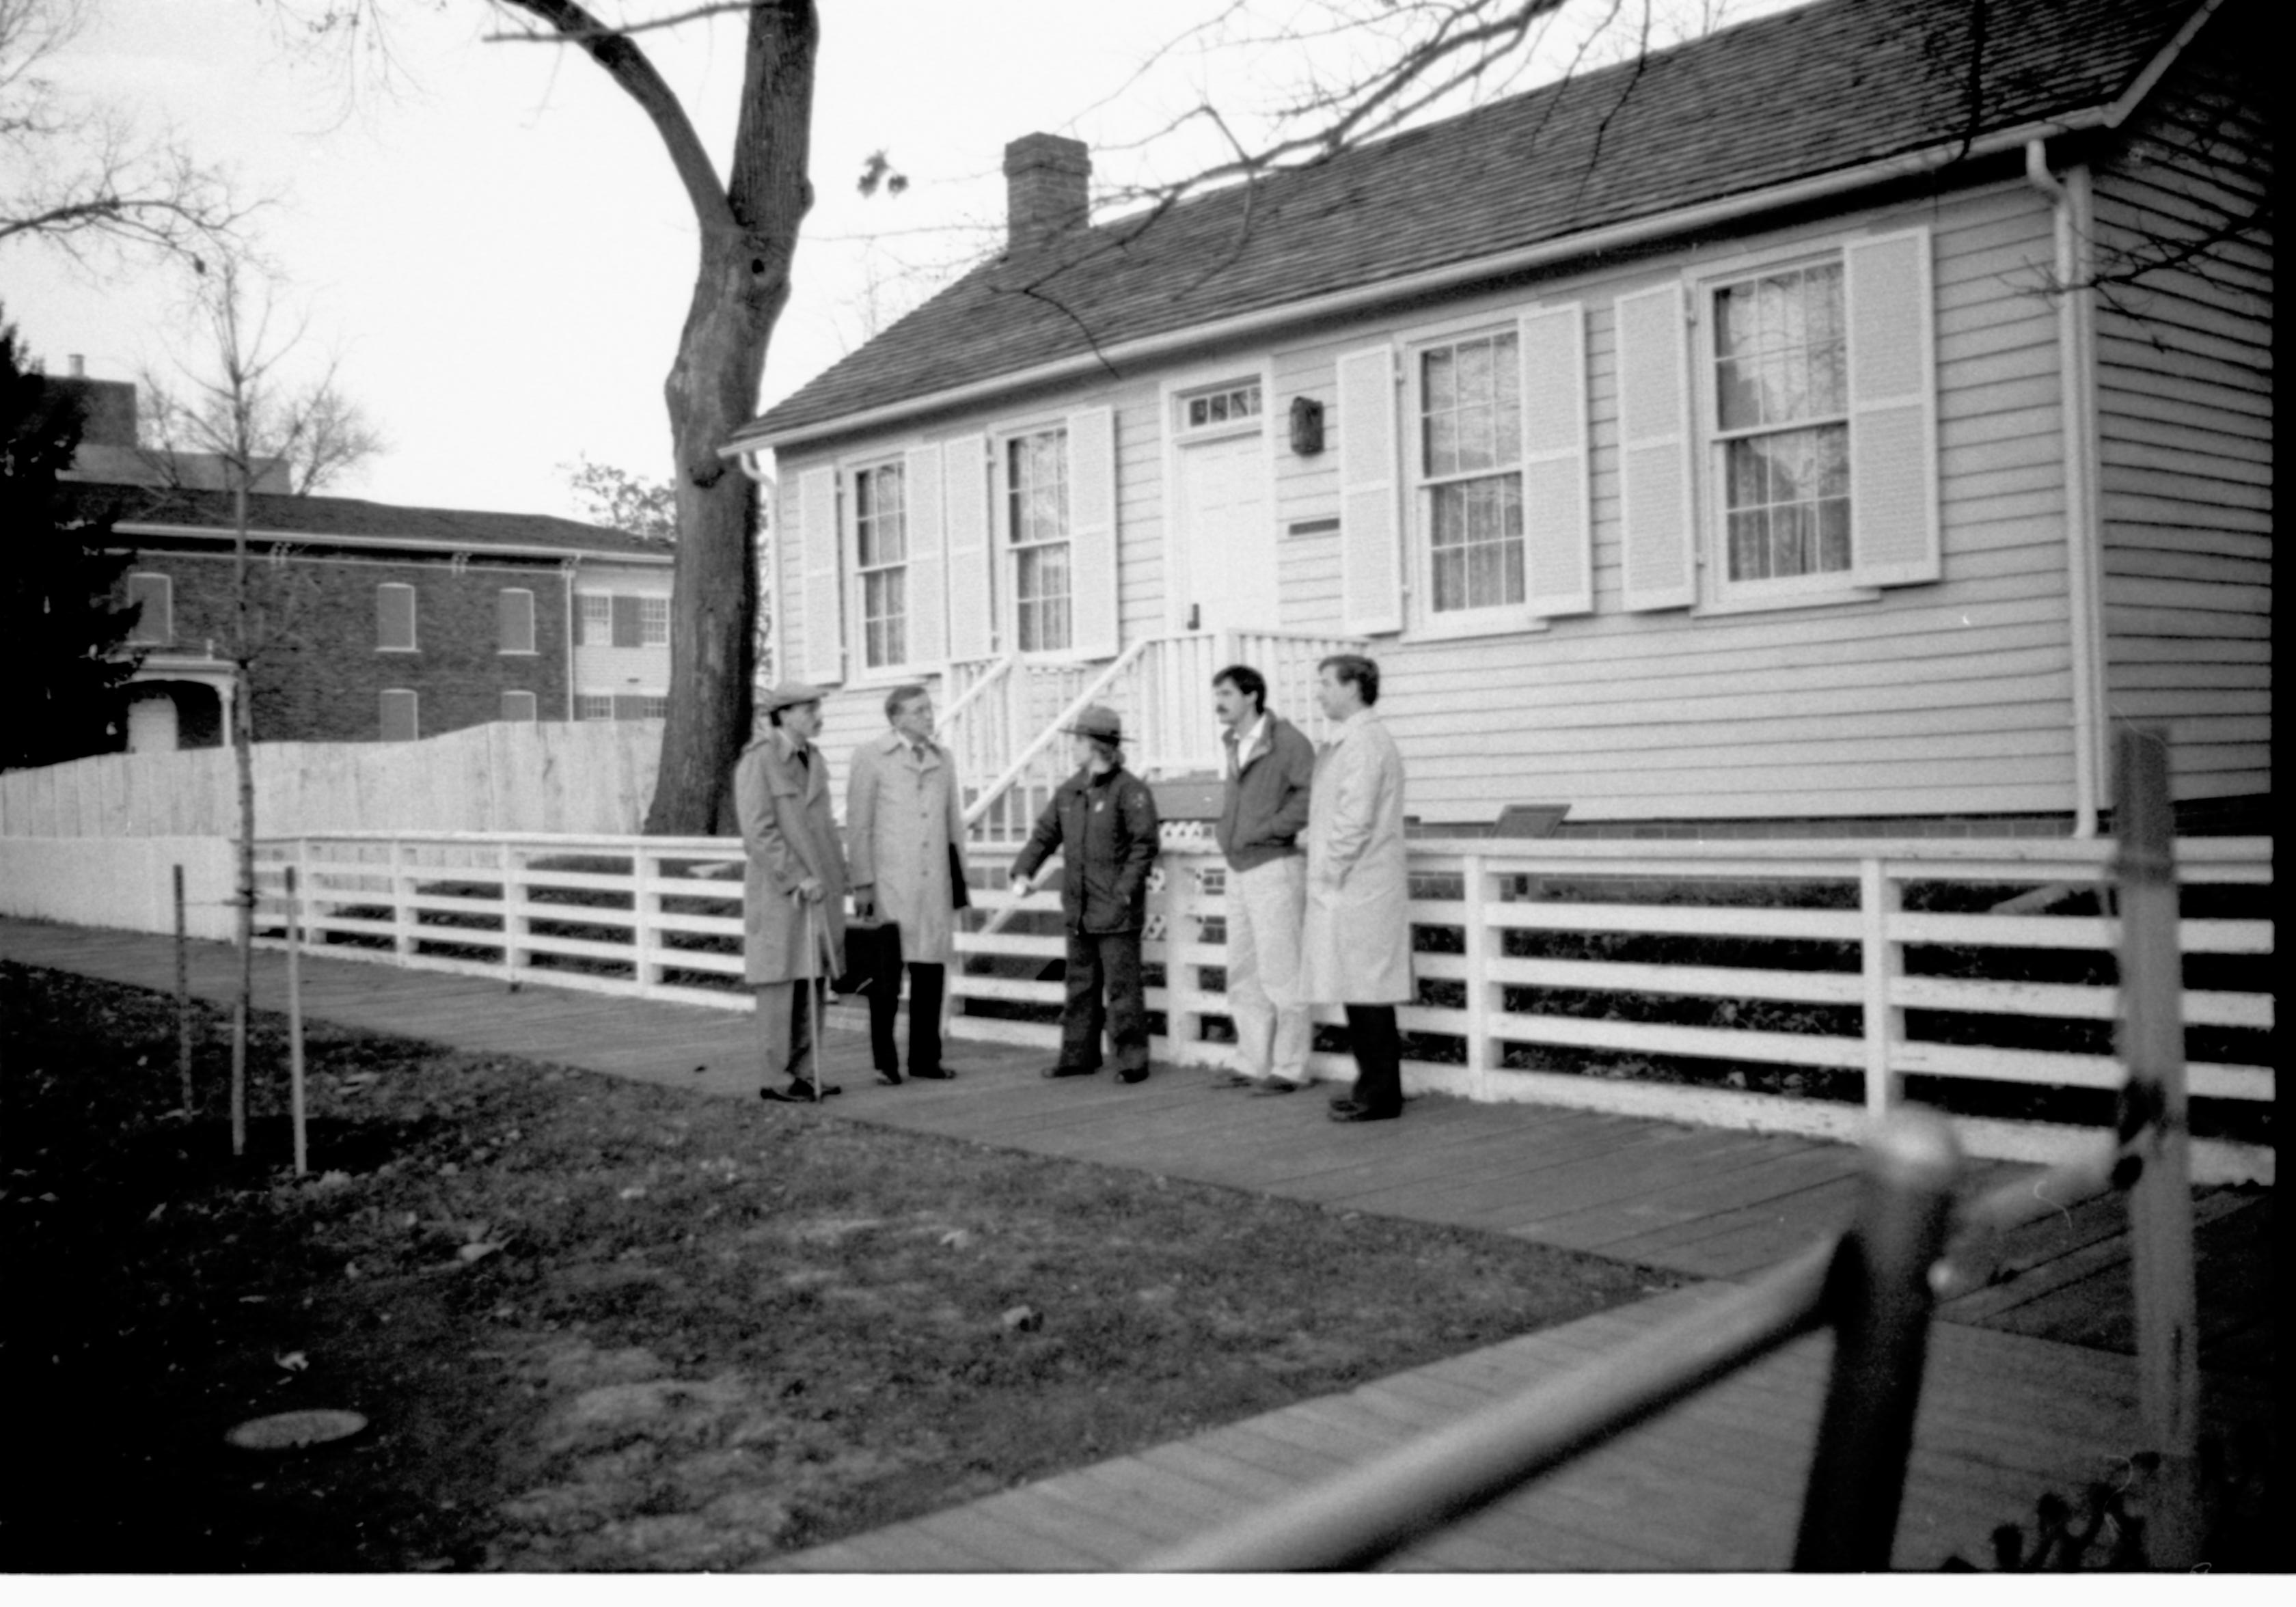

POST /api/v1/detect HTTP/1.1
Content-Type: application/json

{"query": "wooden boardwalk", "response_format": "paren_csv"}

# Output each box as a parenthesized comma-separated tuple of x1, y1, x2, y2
(1, 918, 2273, 1570)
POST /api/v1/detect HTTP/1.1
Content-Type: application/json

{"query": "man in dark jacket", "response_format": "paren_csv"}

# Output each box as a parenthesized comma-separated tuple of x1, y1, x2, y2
(1009, 704, 1160, 1084)
(1211, 663, 1317, 1094)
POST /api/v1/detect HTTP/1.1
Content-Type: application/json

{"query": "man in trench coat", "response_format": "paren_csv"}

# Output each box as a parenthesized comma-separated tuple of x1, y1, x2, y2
(847, 683, 968, 1084)
(1300, 654, 1412, 1123)
(737, 682, 849, 1103)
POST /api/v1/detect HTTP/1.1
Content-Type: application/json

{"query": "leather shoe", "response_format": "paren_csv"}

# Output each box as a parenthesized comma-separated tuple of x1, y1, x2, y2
(758, 1082, 840, 1103)
(909, 1066, 957, 1080)
(1248, 1079, 1302, 1096)
(875, 1069, 904, 1087)
(1216, 1071, 1262, 1090)
(1117, 1067, 1149, 1084)
(1329, 1093, 1362, 1110)
(1041, 1063, 1099, 1080)
(1329, 1102, 1399, 1123)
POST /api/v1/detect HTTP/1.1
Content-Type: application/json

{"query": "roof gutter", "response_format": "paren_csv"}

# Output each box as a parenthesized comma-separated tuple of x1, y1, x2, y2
(726, 106, 2123, 456)
(112, 521, 674, 567)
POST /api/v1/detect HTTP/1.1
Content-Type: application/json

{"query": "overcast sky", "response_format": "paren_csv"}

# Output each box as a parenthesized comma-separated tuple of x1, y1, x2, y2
(8, 0, 1786, 521)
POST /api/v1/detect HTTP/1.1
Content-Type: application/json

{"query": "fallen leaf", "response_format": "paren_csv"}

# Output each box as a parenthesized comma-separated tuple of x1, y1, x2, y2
(1000, 1305, 1041, 1332)
(457, 1241, 503, 1264)
(274, 1351, 310, 1373)
(618, 1185, 648, 1200)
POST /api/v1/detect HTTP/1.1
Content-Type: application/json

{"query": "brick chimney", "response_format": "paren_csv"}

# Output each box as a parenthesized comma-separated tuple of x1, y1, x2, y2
(1003, 133, 1090, 253)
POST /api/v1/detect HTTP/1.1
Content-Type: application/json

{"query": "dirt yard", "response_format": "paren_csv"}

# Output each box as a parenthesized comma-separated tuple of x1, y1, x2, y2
(1, 961, 1680, 1571)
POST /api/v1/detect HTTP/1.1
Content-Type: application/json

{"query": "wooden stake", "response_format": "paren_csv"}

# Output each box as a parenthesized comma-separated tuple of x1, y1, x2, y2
(174, 864, 193, 1116)
(286, 865, 308, 1177)
(2114, 725, 2202, 1566)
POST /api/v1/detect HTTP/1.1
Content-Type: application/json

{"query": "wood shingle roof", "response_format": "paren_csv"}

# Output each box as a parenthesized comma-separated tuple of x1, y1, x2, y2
(740, 0, 2200, 446)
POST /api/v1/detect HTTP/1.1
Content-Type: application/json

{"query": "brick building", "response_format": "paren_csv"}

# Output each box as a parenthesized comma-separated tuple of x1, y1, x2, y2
(57, 481, 674, 750)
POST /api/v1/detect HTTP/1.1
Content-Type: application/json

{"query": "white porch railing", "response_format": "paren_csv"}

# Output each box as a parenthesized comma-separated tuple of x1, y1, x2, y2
(230, 828, 2273, 1185)
(935, 629, 1365, 850)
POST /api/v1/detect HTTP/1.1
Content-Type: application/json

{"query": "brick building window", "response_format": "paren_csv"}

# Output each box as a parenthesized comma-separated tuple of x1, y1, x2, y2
(379, 689, 419, 740)
(126, 573, 174, 646)
(377, 583, 418, 651)
(501, 690, 538, 722)
(499, 588, 536, 654)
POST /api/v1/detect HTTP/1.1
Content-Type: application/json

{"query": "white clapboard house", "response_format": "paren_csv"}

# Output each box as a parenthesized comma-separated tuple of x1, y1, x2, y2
(726, 0, 2269, 847)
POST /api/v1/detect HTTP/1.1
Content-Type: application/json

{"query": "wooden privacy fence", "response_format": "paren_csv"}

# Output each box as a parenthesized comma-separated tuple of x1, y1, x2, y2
(233, 826, 2273, 1184)
(0, 720, 663, 838)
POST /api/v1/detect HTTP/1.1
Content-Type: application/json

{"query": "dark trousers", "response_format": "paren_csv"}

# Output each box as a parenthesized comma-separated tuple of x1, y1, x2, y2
(1058, 929, 1149, 1073)
(1343, 1004, 1403, 1114)
(867, 954, 946, 1076)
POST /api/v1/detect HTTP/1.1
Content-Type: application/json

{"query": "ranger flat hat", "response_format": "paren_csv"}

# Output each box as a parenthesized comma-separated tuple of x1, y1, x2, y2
(1061, 704, 1123, 742)
(763, 681, 829, 713)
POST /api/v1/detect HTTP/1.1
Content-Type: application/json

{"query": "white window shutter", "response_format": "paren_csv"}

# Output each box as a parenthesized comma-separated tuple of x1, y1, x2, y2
(1335, 344, 1403, 635)
(1614, 283, 1697, 612)
(797, 466, 844, 685)
(1067, 407, 1120, 659)
(942, 435, 993, 663)
(1845, 227, 1940, 588)
(902, 444, 947, 666)
(1518, 304, 1592, 617)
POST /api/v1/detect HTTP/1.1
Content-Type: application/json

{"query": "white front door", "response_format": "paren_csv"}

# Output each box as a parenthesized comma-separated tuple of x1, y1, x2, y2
(1174, 429, 1278, 633)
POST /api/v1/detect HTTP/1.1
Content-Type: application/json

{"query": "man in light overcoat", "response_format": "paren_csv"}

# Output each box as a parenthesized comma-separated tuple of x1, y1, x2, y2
(1300, 654, 1412, 1123)
(847, 683, 968, 1084)
(737, 682, 849, 1103)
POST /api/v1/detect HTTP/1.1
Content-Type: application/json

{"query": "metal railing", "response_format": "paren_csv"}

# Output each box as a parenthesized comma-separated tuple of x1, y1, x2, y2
(1138, 1111, 2128, 1570)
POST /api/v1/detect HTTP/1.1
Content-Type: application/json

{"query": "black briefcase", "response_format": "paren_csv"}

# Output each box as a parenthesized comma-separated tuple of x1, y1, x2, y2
(833, 919, 900, 995)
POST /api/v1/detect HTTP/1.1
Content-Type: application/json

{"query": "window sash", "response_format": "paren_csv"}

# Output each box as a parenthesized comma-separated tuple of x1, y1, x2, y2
(126, 573, 173, 646)
(575, 693, 614, 720)
(377, 583, 417, 651)
(1710, 261, 1854, 586)
(853, 461, 910, 668)
(577, 594, 611, 646)
(638, 596, 669, 646)
(379, 689, 418, 740)
(501, 690, 538, 722)
(1415, 331, 1526, 617)
(499, 588, 536, 654)
(1007, 429, 1071, 653)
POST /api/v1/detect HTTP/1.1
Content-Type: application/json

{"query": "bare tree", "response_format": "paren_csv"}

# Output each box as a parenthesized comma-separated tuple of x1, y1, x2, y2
(0, 0, 254, 269)
(140, 352, 385, 496)
(150, 252, 368, 1155)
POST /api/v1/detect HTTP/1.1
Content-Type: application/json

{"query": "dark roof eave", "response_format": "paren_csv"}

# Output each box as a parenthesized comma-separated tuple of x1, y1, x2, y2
(111, 520, 675, 566)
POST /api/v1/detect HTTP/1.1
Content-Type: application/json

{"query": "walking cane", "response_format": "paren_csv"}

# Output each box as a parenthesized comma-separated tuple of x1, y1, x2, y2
(803, 892, 832, 1103)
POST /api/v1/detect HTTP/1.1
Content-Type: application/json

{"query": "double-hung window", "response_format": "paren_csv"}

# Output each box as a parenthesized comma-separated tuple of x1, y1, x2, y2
(1417, 331, 1526, 617)
(126, 573, 174, 646)
(852, 461, 908, 670)
(577, 594, 612, 646)
(1710, 261, 1851, 591)
(377, 583, 417, 652)
(379, 689, 418, 740)
(1007, 428, 1071, 653)
(499, 588, 536, 654)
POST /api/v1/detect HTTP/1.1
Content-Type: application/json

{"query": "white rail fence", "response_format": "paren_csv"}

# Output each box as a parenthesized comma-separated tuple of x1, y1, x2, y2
(0, 720, 664, 839)
(74, 827, 2252, 1185)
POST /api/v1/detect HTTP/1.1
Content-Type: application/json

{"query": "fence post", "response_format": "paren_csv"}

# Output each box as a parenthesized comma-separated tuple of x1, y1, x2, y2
(174, 863, 193, 1116)
(285, 865, 308, 1177)
(631, 844, 658, 996)
(1858, 857, 1903, 1119)
(1462, 853, 1490, 1096)
(389, 838, 413, 959)
(2114, 724, 2202, 1567)
(1792, 1106, 1959, 1570)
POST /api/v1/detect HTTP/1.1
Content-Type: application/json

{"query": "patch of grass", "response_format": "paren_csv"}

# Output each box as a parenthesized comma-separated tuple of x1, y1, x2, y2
(0, 961, 1678, 1573)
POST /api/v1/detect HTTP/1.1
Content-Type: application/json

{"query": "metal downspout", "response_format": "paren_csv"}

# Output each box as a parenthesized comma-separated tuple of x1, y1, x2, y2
(563, 555, 580, 722)
(2026, 139, 2105, 838)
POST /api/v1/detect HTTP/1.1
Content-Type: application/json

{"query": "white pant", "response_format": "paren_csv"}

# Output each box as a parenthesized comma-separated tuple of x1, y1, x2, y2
(1226, 855, 1311, 1084)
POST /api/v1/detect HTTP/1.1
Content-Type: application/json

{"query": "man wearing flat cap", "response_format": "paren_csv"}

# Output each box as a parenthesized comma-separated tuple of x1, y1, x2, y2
(737, 682, 848, 1103)
(1009, 704, 1160, 1084)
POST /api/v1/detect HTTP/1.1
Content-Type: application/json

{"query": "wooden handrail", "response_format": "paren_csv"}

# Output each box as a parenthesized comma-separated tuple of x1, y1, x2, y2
(961, 639, 1153, 830)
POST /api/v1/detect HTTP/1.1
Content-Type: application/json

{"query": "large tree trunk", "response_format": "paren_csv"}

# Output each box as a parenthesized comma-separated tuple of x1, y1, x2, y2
(504, 3, 817, 836)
